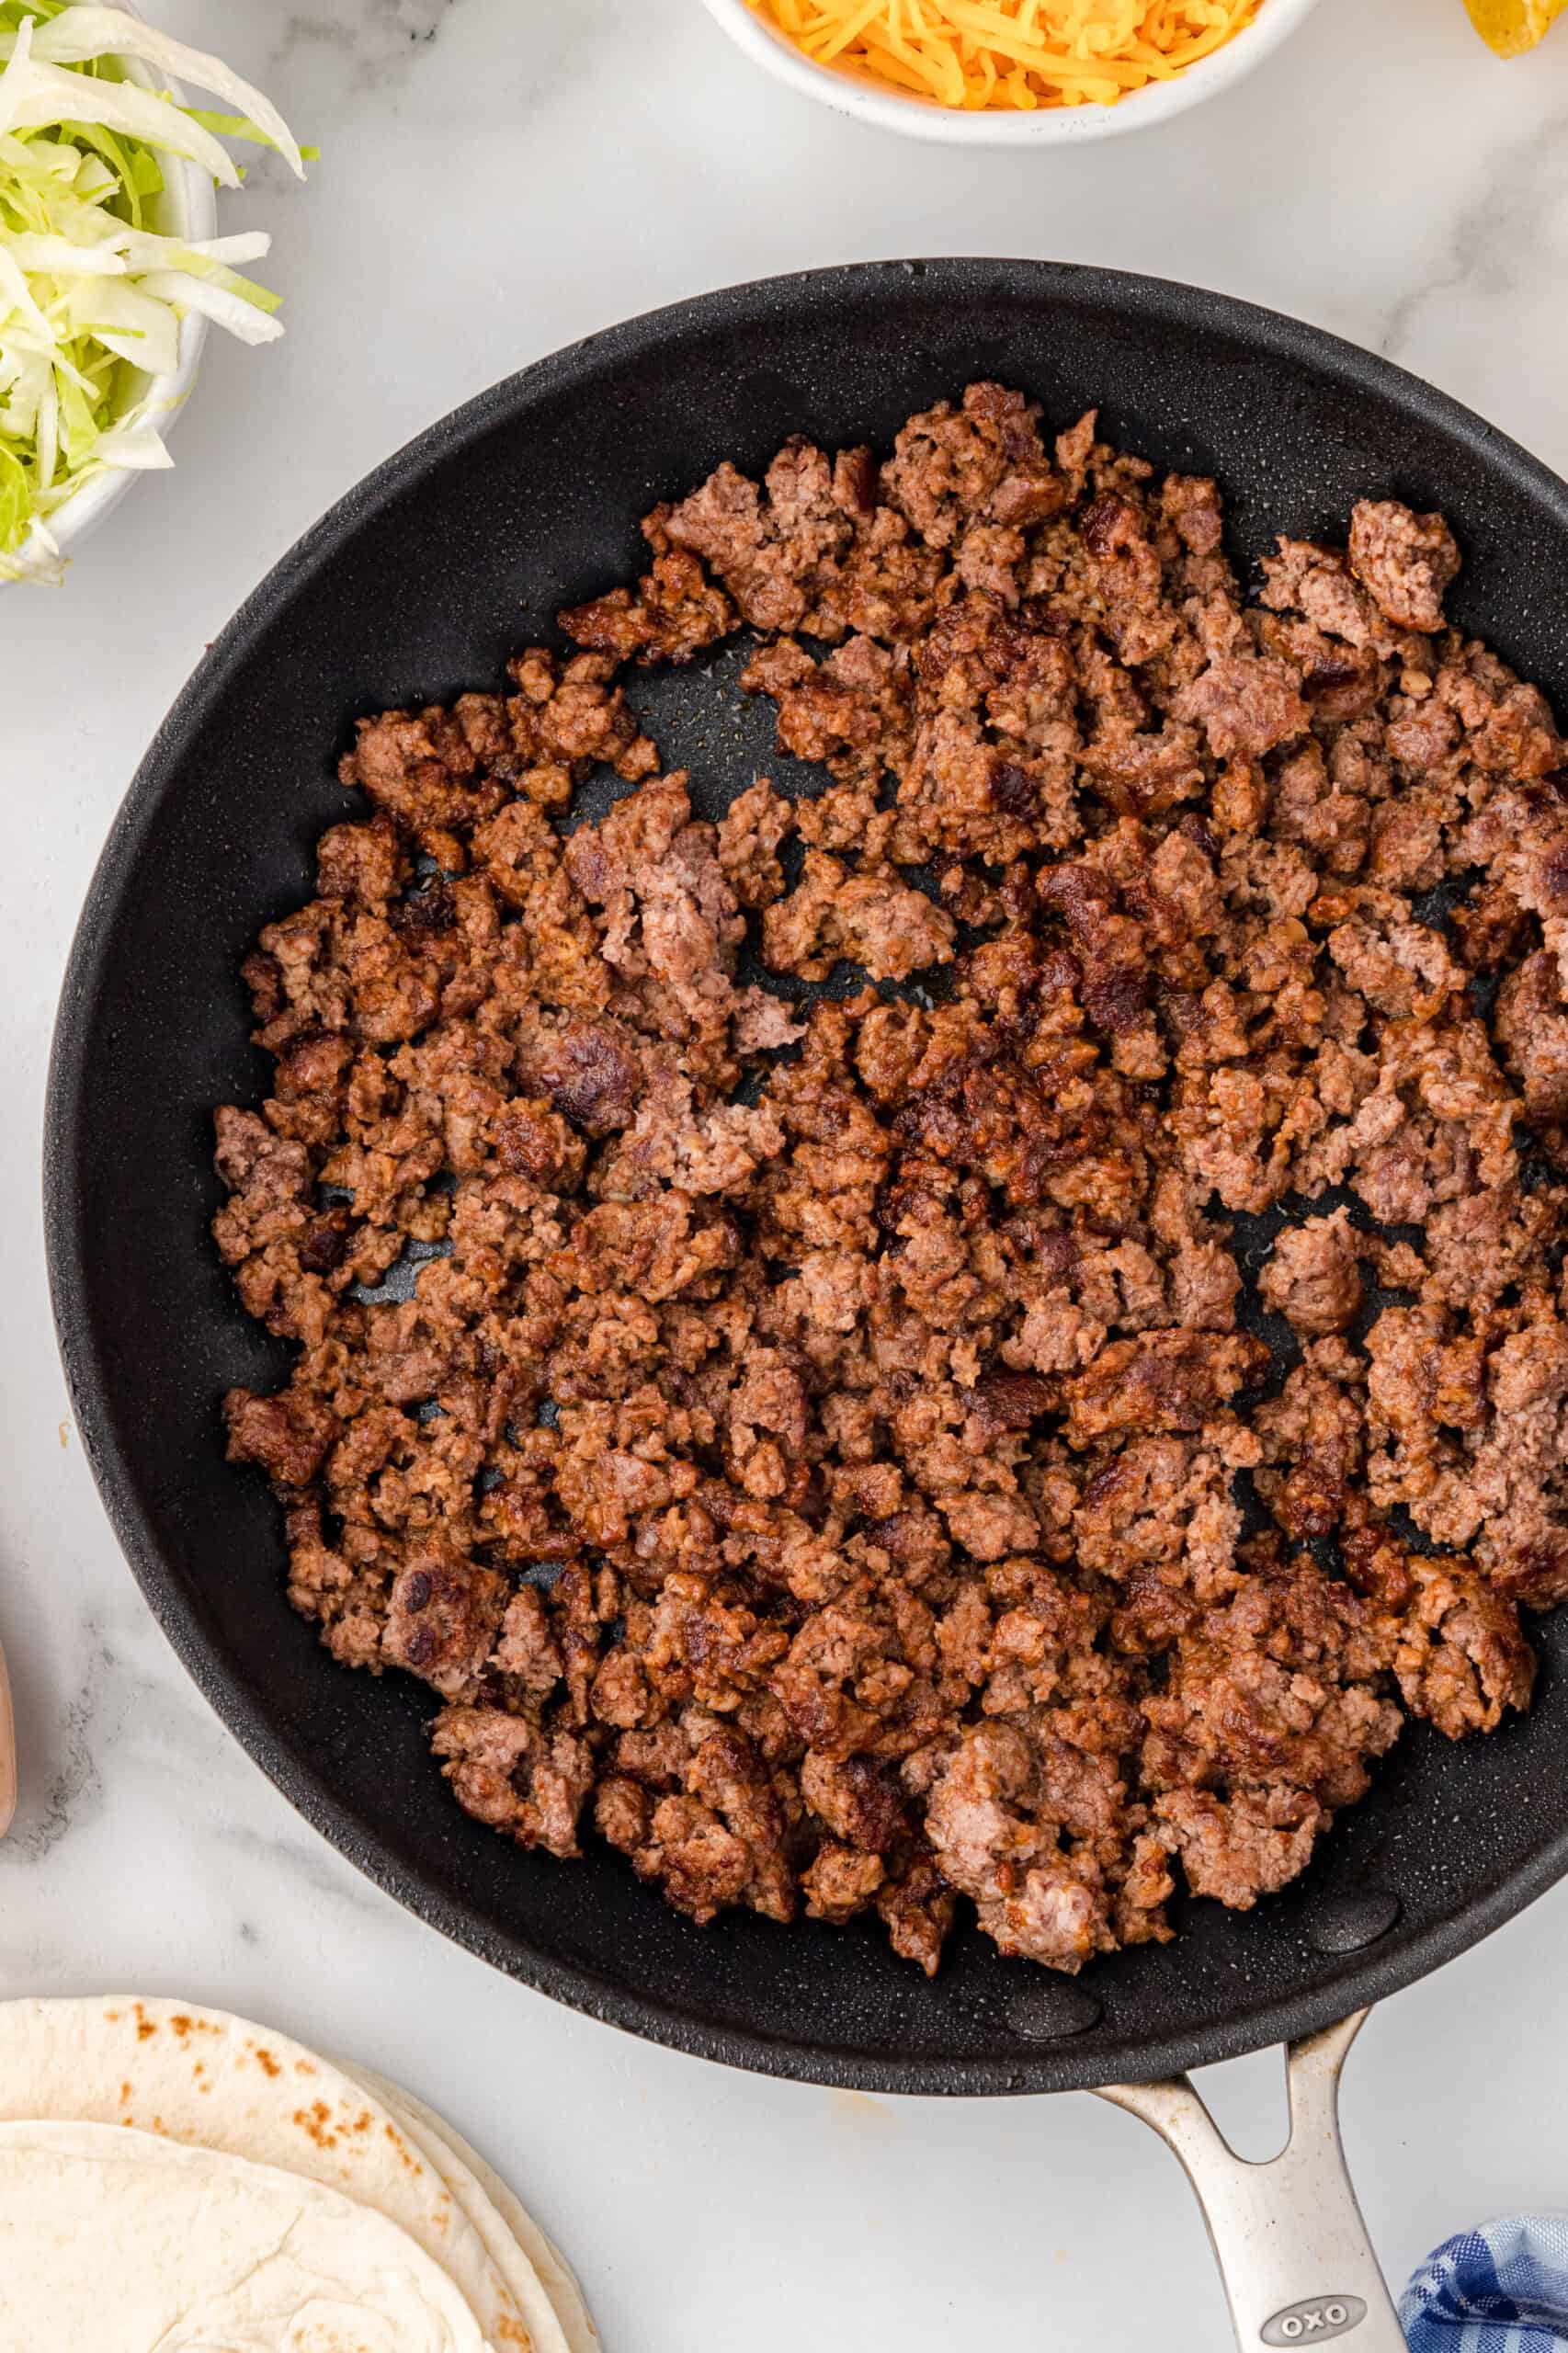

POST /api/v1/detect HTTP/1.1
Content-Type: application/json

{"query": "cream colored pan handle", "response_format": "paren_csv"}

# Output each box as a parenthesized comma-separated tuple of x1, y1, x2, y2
(1096, 2012, 1404, 2353)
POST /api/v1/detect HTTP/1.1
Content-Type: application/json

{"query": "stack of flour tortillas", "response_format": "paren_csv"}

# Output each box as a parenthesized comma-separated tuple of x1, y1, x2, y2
(0, 1995, 597, 2351)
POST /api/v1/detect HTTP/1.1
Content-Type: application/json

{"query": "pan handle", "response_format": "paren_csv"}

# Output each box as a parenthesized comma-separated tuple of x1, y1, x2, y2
(1096, 2011, 1404, 2353)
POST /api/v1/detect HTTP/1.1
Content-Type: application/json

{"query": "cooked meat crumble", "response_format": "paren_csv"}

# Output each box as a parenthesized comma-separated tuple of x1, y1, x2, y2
(216, 383, 1568, 1976)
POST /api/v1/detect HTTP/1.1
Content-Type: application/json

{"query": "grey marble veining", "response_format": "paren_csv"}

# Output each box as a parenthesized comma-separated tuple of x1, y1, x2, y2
(1378, 98, 1568, 366)
(6, 2, 1568, 2347)
(265, 0, 466, 100)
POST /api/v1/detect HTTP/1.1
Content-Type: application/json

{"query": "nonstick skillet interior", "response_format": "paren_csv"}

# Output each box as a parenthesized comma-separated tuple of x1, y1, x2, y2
(44, 259, 1568, 2095)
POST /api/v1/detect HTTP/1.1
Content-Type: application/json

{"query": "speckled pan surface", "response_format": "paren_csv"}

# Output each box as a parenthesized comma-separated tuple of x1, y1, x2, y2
(43, 259, 1568, 2095)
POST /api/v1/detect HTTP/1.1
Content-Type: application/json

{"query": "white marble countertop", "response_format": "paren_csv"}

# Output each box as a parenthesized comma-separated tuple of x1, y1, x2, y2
(7, 2, 1568, 2345)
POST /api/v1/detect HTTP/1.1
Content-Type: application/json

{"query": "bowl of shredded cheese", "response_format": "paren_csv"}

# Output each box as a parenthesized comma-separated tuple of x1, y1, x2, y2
(699, 0, 1323, 142)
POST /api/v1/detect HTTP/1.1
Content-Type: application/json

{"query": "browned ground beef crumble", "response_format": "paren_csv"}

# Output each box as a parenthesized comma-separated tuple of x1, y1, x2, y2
(216, 383, 1568, 1977)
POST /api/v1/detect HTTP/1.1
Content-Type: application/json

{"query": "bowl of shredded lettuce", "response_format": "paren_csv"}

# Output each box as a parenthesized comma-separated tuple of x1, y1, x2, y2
(0, 0, 302, 582)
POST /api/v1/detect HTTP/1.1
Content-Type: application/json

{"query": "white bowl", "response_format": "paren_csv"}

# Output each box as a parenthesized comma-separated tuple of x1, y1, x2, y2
(699, 0, 1323, 145)
(42, 1, 216, 565)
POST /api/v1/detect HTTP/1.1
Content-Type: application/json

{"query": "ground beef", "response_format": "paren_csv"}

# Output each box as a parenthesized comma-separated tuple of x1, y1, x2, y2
(1258, 1210, 1364, 1337)
(218, 384, 1568, 1980)
(762, 851, 956, 983)
(1347, 501, 1461, 634)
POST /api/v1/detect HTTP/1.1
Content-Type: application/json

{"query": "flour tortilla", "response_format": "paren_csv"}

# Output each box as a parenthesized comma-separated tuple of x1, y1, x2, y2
(350, 2068, 598, 2353)
(0, 1996, 571, 2353)
(0, 2118, 492, 2351)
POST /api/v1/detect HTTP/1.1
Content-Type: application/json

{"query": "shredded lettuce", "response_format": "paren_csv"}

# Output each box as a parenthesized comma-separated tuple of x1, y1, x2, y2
(0, 4, 304, 582)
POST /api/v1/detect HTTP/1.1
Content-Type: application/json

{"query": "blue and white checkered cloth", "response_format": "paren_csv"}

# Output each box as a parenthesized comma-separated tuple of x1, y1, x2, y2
(1403, 2218, 1568, 2350)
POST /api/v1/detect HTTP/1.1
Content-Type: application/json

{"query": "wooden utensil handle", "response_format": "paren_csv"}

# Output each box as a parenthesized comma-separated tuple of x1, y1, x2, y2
(0, 1641, 17, 1838)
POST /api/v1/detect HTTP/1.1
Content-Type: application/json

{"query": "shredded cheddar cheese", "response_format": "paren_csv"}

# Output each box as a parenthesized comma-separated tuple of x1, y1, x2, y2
(748, 0, 1263, 108)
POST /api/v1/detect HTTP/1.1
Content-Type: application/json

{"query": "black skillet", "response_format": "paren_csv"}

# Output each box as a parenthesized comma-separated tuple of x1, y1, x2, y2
(43, 259, 1568, 2343)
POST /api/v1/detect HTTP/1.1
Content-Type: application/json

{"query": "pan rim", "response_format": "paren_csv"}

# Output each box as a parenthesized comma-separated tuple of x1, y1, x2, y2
(44, 255, 1568, 2095)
